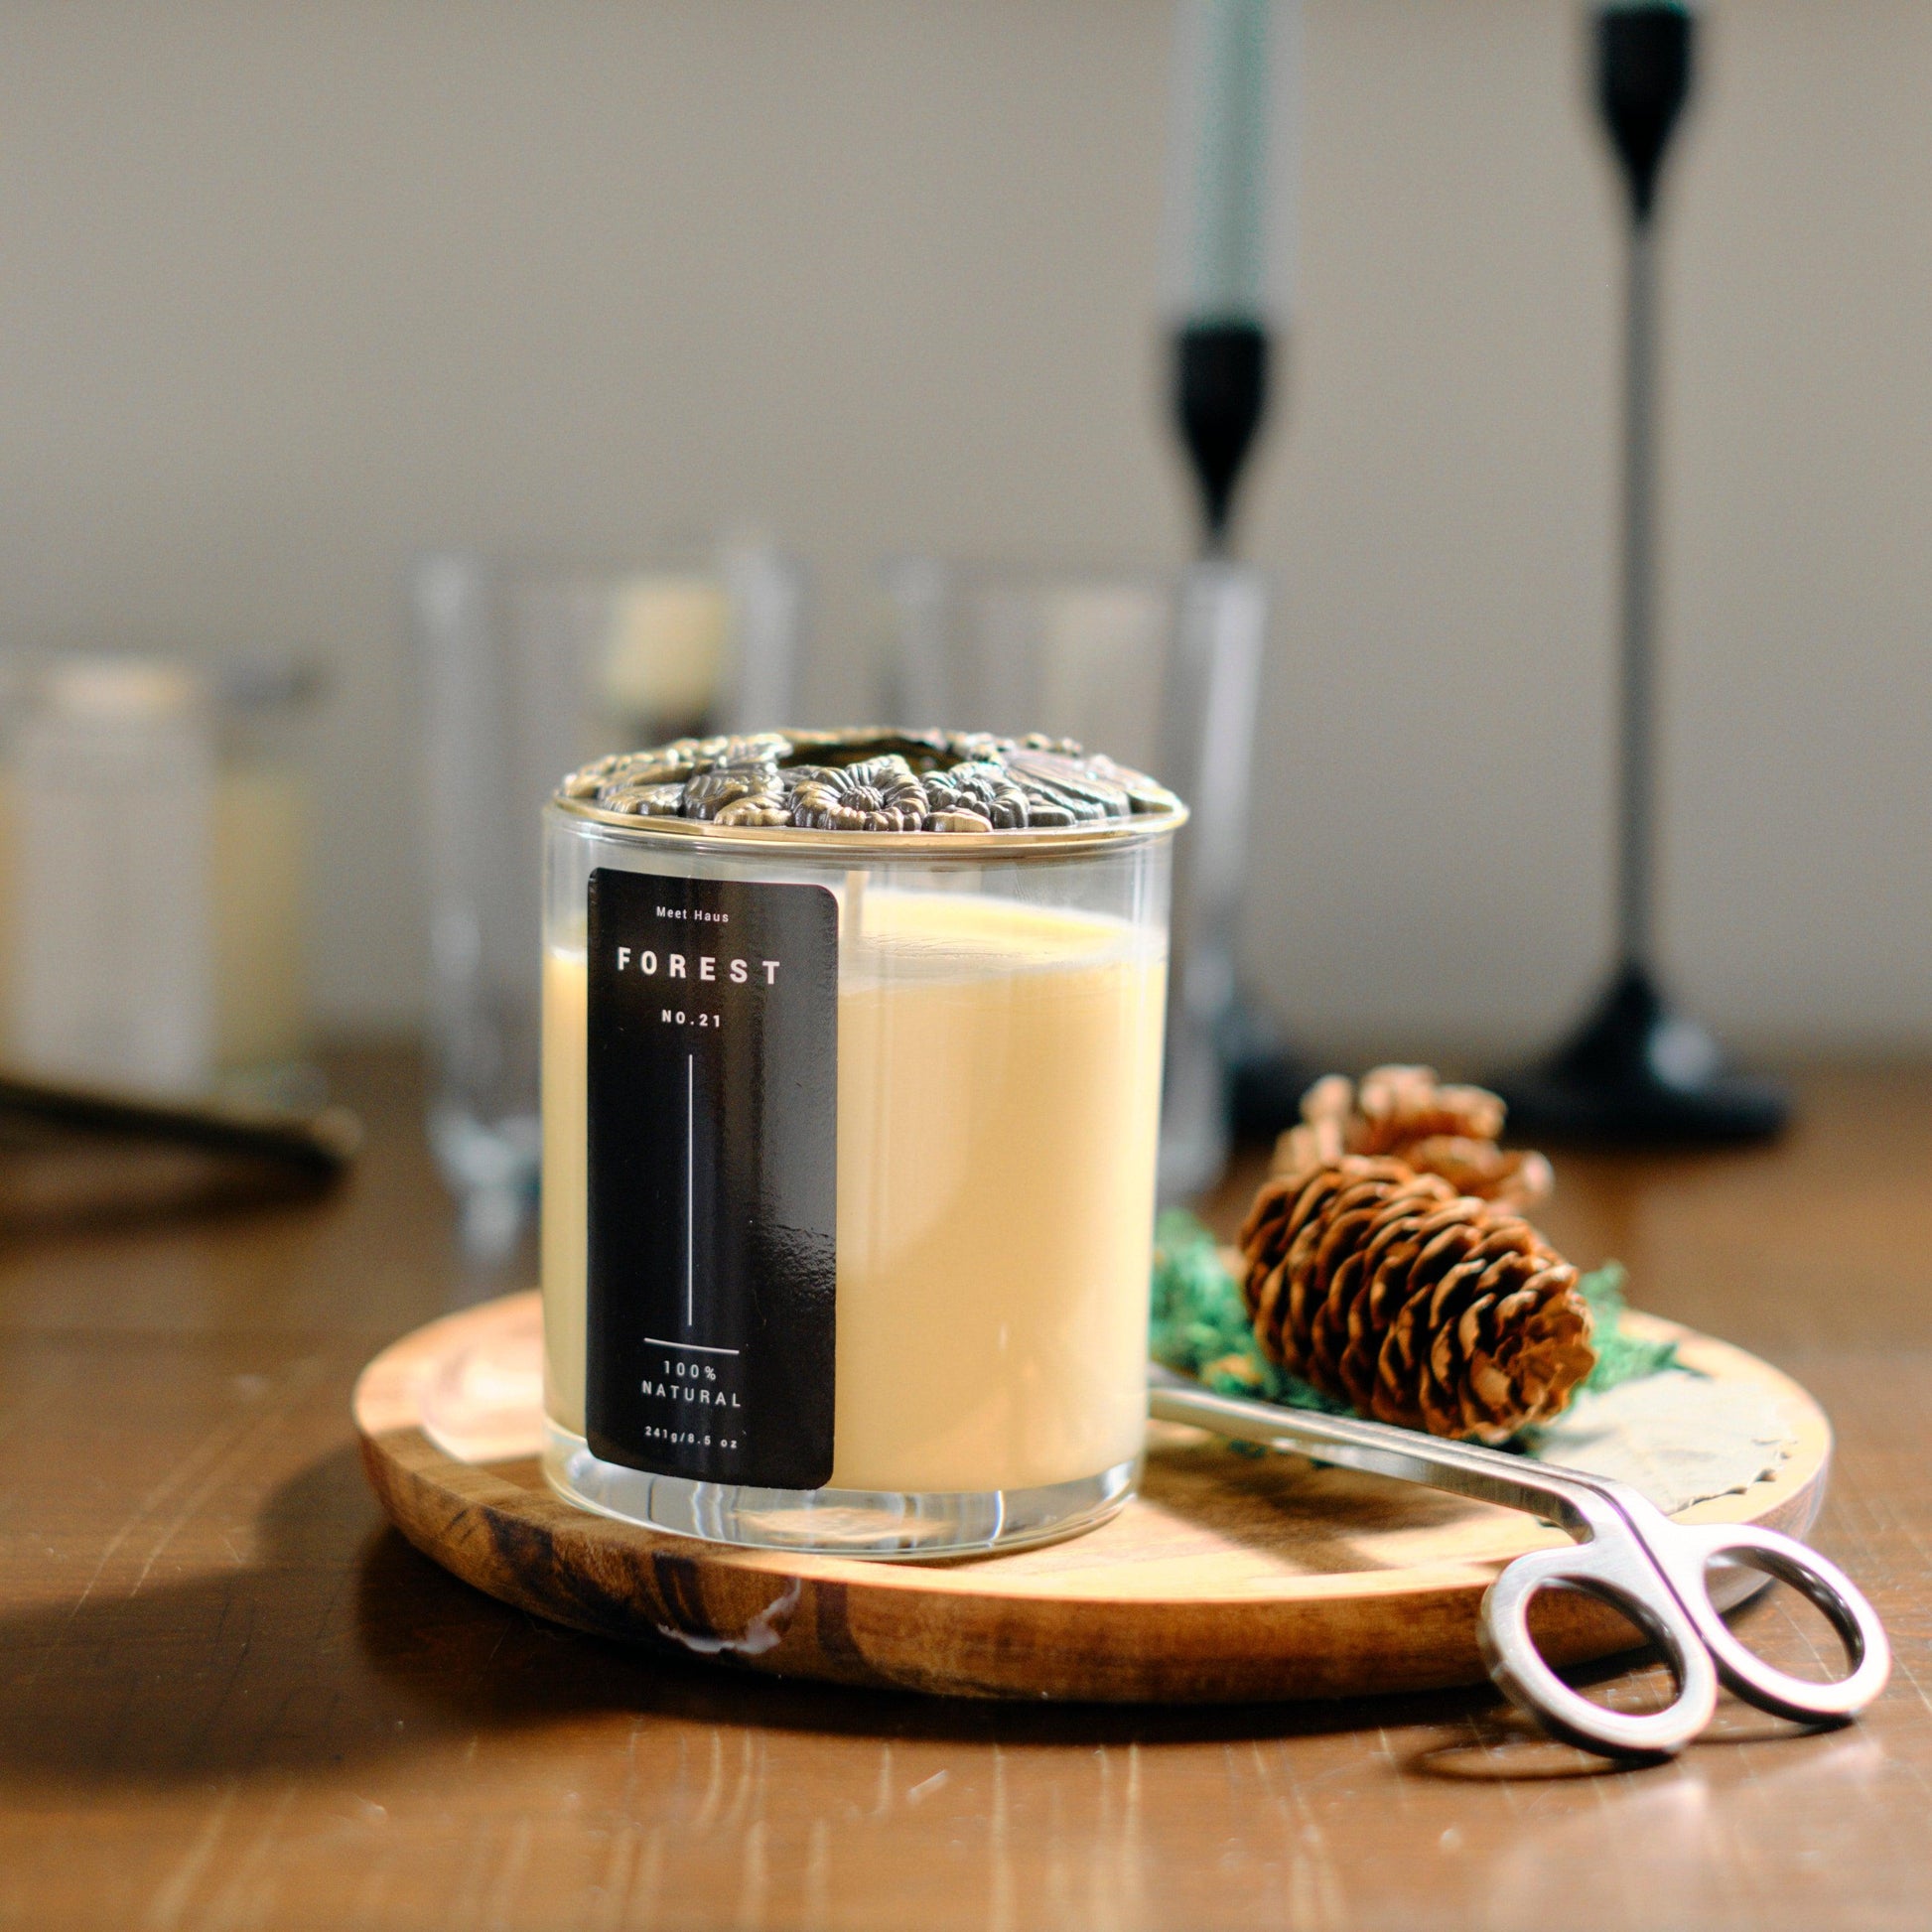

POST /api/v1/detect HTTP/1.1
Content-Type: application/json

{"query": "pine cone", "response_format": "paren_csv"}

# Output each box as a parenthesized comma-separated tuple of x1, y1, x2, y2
(1236, 1157, 1595, 1443)
(1352, 1063, 1504, 1151)
(1272, 1065, 1552, 1211)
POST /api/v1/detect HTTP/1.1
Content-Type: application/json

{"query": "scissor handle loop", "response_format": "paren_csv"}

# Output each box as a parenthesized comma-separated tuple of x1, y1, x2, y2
(1639, 1521, 1891, 1725)
(1479, 1540, 1718, 1759)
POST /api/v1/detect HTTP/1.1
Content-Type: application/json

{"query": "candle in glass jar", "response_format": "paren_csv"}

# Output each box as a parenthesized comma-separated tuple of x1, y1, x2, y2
(538, 730, 1183, 1557)
(543, 886, 1166, 1495)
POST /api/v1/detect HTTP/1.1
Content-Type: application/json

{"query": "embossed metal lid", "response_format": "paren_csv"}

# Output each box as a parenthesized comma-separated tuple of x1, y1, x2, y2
(553, 727, 1186, 853)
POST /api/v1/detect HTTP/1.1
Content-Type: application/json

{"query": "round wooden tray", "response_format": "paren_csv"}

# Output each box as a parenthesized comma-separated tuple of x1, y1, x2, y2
(355, 1292, 1830, 1704)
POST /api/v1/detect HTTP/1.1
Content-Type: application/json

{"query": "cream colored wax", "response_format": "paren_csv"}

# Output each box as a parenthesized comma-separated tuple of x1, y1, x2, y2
(542, 888, 1166, 1494)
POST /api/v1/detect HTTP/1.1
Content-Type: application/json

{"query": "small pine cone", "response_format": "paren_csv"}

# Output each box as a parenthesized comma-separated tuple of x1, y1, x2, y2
(1238, 1159, 1595, 1443)
(1399, 1135, 1554, 1214)
(1271, 1073, 1353, 1177)
(1271, 1065, 1552, 1210)
(1351, 1064, 1504, 1154)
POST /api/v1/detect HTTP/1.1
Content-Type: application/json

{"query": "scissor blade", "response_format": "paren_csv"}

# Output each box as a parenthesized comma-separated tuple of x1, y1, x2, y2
(1145, 1363, 1617, 1534)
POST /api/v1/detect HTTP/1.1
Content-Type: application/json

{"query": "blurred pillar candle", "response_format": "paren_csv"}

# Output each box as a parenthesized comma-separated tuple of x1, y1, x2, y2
(9, 659, 216, 1093)
(0, 656, 311, 1094)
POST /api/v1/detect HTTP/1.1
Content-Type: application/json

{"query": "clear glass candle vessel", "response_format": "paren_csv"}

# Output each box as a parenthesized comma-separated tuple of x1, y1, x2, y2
(540, 730, 1181, 1557)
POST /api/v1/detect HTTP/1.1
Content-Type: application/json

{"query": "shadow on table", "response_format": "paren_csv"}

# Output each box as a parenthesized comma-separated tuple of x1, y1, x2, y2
(0, 1442, 1510, 1786)
(0, 1112, 346, 1245)
(0, 1441, 1815, 1790)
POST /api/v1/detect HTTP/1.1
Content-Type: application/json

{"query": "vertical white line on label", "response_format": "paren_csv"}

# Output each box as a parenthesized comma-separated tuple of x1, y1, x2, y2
(685, 1052, 695, 1328)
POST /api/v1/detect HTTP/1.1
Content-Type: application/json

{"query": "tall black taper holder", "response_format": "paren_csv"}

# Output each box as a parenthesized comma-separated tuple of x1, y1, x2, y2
(1499, 3, 1787, 1144)
(1169, 318, 1311, 1151)
(1175, 321, 1269, 556)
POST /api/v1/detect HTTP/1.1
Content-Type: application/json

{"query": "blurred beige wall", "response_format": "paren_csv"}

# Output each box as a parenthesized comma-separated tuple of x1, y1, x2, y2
(0, 2, 1926, 1057)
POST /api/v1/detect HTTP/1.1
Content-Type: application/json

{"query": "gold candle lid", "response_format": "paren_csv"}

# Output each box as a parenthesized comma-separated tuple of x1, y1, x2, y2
(555, 727, 1186, 852)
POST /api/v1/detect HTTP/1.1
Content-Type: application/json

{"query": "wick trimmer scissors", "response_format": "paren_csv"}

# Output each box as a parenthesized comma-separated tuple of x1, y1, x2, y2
(1149, 1364, 1889, 1759)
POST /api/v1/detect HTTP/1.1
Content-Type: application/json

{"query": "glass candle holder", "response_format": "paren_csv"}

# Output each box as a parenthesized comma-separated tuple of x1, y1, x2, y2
(882, 557, 1271, 1200)
(410, 542, 806, 1259)
(540, 730, 1182, 1558)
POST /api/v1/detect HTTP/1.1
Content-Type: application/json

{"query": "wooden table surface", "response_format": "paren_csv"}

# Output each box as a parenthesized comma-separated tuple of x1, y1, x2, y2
(3, 1052, 1929, 1932)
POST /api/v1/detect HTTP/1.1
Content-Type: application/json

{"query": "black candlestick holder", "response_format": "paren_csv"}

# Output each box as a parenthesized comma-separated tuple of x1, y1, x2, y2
(1497, 2, 1786, 1145)
(1174, 319, 1270, 557)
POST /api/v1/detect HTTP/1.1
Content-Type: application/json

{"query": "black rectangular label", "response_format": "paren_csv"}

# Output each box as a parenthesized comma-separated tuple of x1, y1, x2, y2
(585, 866, 838, 1490)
